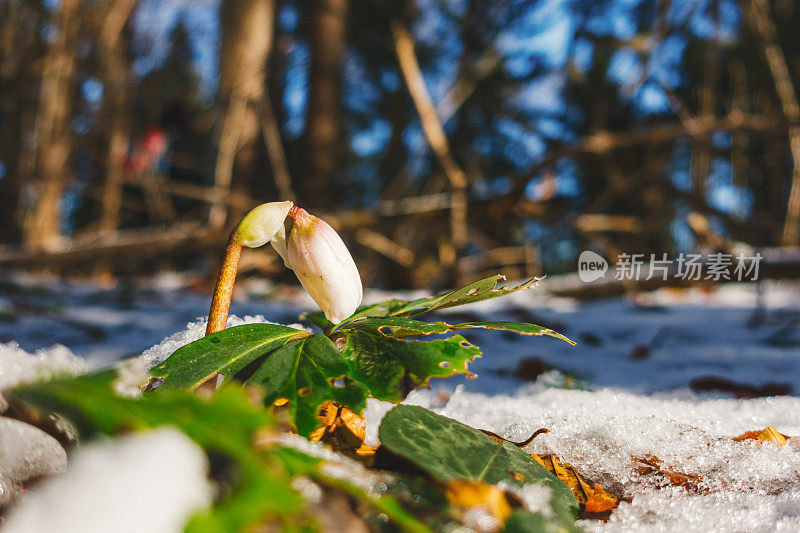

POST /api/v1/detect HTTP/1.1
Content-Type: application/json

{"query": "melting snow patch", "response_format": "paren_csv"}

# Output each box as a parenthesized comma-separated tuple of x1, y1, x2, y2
(378, 384, 800, 532)
(0, 343, 87, 411)
(2, 427, 212, 533)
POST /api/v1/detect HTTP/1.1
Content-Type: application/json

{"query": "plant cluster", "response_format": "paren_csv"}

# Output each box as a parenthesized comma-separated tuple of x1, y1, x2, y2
(8, 204, 585, 532)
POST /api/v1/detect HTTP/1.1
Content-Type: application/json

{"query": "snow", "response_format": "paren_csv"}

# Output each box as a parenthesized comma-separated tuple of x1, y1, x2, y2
(1, 275, 800, 531)
(277, 433, 393, 495)
(393, 385, 800, 532)
(2, 427, 212, 533)
(0, 342, 85, 508)
(0, 342, 86, 410)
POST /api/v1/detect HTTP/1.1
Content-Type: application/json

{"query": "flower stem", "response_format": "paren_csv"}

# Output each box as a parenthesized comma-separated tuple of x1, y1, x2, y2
(206, 233, 243, 336)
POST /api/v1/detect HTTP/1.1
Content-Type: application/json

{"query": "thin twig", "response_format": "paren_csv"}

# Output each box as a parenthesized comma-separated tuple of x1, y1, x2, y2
(391, 20, 468, 252)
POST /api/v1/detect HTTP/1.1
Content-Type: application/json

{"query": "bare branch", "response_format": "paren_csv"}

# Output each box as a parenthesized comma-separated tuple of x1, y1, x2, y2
(391, 20, 468, 251)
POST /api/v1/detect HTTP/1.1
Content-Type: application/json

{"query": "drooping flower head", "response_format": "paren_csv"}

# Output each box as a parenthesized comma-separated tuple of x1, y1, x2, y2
(286, 206, 362, 324)
(225, 201, 362, 325)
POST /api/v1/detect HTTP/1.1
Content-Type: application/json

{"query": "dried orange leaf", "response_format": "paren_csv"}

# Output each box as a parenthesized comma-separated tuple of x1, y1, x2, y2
(309, 402, 377, 457)
(733, 426, 792, 446)
(339, 406, 367, 441)
(531, 454, 620, 520)
(631, 454, 702, 491)
(476, 429, 616, 519)
(445, 479, 512, 528)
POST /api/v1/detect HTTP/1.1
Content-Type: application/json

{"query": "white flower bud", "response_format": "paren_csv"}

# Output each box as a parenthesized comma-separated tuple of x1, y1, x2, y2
(234, 201, 293, 249)
(287, 207, 363, 324)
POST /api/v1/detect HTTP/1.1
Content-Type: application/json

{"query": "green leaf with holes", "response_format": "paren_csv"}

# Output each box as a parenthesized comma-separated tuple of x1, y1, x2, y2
(149, 276, 570, 437)
(379, 405, 579, 524)
(341, 316, 574, 344)
(245, 333, 368, 436)
(340, 330, 480, 403)
(301, 275, 542, 333)
(150, 323, 480, 429)
(149, 325, 368, 437)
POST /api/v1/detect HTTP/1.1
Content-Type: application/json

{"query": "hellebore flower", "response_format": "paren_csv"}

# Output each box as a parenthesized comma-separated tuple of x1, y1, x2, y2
(287, 206, 363, 324)
(206, 201, 292, 335)
(205, 200, 362, 335)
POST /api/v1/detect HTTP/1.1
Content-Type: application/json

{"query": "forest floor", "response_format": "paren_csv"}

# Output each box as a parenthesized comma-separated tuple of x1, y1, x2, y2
(1, 273, 799, 531)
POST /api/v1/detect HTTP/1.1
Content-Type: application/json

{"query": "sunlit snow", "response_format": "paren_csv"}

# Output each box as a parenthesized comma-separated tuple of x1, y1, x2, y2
(0, 276, 799, 531)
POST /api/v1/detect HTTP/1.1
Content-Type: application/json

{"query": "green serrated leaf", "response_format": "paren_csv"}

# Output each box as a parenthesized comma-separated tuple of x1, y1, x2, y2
(151, 323, 481, 435)
(378, 405, 579, 524)
(342, 316, 575, 345)
(151, 276, 567, 440)
(301, 275, 542, 332)
(341, 330, 481, 402)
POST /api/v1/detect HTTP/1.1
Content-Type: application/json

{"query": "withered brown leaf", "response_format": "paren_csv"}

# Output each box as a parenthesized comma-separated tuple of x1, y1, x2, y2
(631, 454, 702, 492)
(733, 426, 796, 446)
(310, 402, 377, 458)
(532, 454, 621, 520)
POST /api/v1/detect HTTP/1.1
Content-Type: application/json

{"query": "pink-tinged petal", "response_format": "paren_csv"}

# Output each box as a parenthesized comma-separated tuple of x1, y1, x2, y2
(287, 208, 362, 323)
(269, 224, 291, 268)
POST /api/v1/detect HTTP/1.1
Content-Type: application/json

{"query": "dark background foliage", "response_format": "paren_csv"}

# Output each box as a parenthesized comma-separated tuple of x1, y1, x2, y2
(0, 0, 796, 288)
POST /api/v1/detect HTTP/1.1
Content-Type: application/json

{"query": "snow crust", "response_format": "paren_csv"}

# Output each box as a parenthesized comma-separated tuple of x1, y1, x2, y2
(2, 427, 212, 533)
(386, 384, 800, 532)
(0, 343, 86, 508)
(0, 342, 86, 410)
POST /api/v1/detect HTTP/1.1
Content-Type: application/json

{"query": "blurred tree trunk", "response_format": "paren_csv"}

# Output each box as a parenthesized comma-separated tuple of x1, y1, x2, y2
(741, 0, 800, 246)
(299, 0, 348, 208)
(210, 0, 275, 230)
(98, 0, 137, 235)
(0, 0, 34, 243)
(23, 0, 80, 250)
